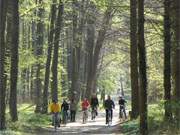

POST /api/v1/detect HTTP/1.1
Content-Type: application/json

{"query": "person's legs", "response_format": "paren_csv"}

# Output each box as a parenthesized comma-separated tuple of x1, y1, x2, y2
(73, 110, 76, 122)
(71, 110, 75, 122)
(123, 107, 127, 119)
(52, 114, 54, 126)
(70, 110, 73, 122)
(120, 106, 123, 118)
(111, 109, 113, 121)
(106, 109, 108, 124)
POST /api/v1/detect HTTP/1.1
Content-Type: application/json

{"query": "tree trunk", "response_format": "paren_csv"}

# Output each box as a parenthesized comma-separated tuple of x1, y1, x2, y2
(86, 13, 95, 98)
(130, 0, 139, 119)
(164, 0, 172, 121)
(34, 0, 44, 113)
(120, 77, 124, 96)
(8, 0, 19, 122)
(138, 0, 148, 134)
(42, 0, 57, 114)
(0, 0, 7, 130)
(51, 0, 64, 102)
(86, 6, 112, 98)
(70, 0, 79, 103)
(174, 0, 180, 127)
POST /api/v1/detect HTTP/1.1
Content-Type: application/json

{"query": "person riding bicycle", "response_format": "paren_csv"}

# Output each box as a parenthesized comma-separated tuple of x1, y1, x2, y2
(50, 99, 61, 127)
(104, 95, 115, 124)
(81, 98, 90, 122)
(90, 94, 99, 120)
(61, 99, 69, 124)
(118, 95, 127, 119)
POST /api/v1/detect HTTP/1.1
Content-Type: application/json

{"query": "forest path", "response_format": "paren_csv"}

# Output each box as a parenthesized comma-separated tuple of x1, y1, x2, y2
(32, 104, 125, 135)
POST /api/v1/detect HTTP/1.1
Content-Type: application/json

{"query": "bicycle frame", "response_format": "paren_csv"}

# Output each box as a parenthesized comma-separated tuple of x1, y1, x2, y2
(53, 113, 59, 131)
(91, 107, 97, 120)
(82, 109, 88, 124)
(107, 109, 112, 126)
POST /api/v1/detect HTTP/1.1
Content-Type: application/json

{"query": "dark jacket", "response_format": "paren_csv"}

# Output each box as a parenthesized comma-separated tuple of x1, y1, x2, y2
(118, 98, 126, 106)
(61, 101, 69, 111)
(104, 99, 115, 110)
(90, 97, 99, 107)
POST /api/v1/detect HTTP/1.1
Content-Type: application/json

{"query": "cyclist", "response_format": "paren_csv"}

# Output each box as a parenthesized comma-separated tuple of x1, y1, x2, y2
(81, 98, 90, 123)
(90, 94, 99, 120)
(104, 95, 115, 124)
(61, 99, 69, 124)
(50, 99, 61, 127)
(118, 96, 127, 119)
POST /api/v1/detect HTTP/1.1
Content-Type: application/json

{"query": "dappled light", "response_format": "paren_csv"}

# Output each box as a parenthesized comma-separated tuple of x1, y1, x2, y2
(0, 0, 180, 134)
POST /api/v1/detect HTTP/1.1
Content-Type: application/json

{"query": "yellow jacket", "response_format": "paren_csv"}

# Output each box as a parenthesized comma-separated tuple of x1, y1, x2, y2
(49, 103, 61, 113)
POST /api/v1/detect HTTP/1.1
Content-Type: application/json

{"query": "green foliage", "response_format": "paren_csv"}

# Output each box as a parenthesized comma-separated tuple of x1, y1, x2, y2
(121, 120, 139, 135)
(6, 104, 51, 134)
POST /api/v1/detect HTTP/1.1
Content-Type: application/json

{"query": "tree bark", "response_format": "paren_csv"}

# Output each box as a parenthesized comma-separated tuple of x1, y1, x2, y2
(8, 0, 19, 122)
(34, 0, 44, 113)
(51, 0, 64, 102)
(0, 0, 7, 130)
(86, 6, 113, 98)
(164, 0, 172, 121)
(138, 0, 148, 134)
(42, 0, 57, 114)
(130, 0, 139, 119)
(174, 0, 180, 127)
(70, 0, 79, 103)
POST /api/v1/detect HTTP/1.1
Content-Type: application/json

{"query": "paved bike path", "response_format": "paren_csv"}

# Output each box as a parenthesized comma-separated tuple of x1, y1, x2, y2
(38, 105, 125, 135)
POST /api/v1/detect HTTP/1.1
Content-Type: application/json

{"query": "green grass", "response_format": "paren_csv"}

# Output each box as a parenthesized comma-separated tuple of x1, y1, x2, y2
(120, 120, 139, 135)
(1, 104, 51, 135)
(120, 103, 180, 135)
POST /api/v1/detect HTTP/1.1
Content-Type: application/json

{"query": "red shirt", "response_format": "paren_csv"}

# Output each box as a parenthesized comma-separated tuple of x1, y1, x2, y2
(82, 99, 90, 110)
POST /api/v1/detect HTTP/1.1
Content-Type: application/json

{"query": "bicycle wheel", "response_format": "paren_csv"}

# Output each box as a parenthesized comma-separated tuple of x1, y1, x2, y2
(91, 110, 95, 120)
(108, 110, 112, 126)
(54, 114, 57, 131)
(83, 111, 86, 124)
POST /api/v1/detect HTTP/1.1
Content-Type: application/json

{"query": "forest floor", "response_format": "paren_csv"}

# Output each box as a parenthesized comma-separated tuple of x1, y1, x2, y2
(27, 106, 125, 135)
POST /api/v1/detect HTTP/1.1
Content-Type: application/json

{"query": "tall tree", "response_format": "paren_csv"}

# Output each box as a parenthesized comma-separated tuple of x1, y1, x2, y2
(0, 0, 7, 130)
(9, 0, 19, 122)
(86, 4, 95, 99)
(51, 0, 64, 101)
(138, 0, 148, 134)
(34, 0, 44, 113)
(42, 0, 57, 114)
(174, 0, 180, 127)
(86, 5, 113, 98)
(70, 0, 79, 102)
(130, 0, 139, 119)
(164, 0, 172, 121)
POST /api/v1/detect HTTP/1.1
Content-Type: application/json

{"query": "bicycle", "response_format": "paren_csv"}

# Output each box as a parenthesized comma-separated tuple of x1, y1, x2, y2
(82, 109, 88, 124)
(52, 113, 60, 131)
(91, 107, 97, 120)
(62, 110, 68, 125)
(107, 109, 112, 126)
(119, 105, 127, 121)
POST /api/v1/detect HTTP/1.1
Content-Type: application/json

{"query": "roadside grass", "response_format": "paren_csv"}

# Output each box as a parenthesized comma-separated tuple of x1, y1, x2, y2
(0, 104, 51, 135)
(120, 103, 180, 135)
